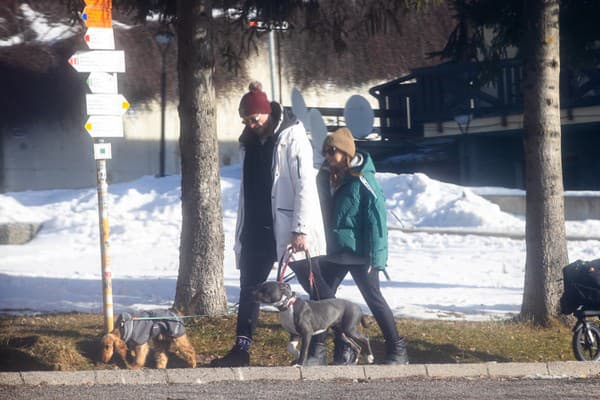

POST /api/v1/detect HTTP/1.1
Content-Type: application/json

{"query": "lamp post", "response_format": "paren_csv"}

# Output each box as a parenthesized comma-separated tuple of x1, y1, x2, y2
(155, 29, 174, 177)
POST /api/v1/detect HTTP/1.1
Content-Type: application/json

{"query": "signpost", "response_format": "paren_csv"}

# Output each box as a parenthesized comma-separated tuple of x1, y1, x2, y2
(84, 27, 115, 50)
(85, 115, 125, 137)
(86, 72, 118, 94)
(93, 142, 112, 159)
(85, 0, 112, 8)
(71, 0, 125, 333)
(81, 6, 112, 28)
(86, 94, 130, 115)
(68, 50, 125, 73)
(248, 18, 289, 102)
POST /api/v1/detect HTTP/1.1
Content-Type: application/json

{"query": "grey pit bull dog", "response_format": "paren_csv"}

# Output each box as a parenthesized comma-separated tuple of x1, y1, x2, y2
(254, 281, 374, 366)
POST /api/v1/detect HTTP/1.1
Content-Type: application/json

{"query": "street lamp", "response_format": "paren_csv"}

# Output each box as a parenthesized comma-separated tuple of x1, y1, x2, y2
(155, 29, 174, 177)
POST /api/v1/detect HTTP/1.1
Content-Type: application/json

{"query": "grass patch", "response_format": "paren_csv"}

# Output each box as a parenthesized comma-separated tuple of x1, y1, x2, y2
(0, 312, 576, 371)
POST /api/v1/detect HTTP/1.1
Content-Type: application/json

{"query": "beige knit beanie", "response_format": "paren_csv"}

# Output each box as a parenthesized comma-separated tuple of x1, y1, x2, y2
(322, 127, 356, 157)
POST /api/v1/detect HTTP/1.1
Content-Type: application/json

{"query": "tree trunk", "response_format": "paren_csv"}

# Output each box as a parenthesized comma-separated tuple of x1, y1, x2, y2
(520, 0, 568, 325)
(173, 0, 227, 316)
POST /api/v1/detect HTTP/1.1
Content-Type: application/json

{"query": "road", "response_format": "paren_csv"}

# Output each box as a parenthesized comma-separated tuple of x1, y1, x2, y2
(2, 377, 600, 400)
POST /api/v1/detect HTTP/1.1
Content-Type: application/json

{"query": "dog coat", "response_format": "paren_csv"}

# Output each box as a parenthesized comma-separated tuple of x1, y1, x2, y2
(117, 310, 185, 346)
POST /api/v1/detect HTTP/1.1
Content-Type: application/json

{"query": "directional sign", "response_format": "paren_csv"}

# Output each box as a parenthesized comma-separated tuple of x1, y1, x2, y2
(87, 72, 118, 94)
(93, 142, 112, 159)
(82, 6, 112, 28)
(85, 0, 112, 7)
(86, 94, 129, 115)
(84, 27, 115, 50)
(85, 115, 124, 138)
(68, 50, 125, 73)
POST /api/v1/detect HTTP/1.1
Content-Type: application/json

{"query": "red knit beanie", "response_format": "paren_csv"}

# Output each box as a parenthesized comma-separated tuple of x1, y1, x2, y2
(238, 81, 272, 117)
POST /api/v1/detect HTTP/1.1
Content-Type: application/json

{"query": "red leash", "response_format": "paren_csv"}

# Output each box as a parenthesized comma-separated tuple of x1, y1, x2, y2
(277, 247, 320, 300)
(277, 246, 293, 283)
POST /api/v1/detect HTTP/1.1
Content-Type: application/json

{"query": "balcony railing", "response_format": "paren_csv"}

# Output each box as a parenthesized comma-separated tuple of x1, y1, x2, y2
(368, 59, 600, 140)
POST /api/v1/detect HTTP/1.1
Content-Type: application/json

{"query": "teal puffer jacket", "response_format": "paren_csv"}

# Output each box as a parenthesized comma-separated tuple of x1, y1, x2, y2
(317, 152, 388, 269)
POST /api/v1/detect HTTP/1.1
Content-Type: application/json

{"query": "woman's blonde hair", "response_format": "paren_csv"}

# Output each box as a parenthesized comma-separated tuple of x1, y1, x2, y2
(329, 152, 362, 188)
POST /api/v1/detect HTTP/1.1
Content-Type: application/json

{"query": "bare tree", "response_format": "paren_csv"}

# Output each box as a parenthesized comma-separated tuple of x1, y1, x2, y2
(173, 0, 227, 315)
(520, 0, 567, 324)
(438, 0, 583, 324)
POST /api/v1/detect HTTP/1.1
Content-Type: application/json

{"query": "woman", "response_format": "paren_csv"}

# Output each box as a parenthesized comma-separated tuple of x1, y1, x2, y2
(305, 127, 408, 365)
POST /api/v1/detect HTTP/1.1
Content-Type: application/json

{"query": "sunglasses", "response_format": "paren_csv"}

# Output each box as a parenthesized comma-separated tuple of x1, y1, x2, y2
(242, 114, 262, 125)
(322, 147, 337, 156)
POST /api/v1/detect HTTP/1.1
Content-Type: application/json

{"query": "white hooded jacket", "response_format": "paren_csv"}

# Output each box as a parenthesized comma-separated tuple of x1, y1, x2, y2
(234, 103, 326, 268)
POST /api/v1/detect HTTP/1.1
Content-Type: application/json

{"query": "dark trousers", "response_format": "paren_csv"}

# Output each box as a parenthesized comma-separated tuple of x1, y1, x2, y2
(293, 257, 400, 344)
(236, 251, 275, 339)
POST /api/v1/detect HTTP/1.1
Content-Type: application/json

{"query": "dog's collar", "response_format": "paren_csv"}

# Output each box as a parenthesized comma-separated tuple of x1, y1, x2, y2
(274, 293, 297, 311)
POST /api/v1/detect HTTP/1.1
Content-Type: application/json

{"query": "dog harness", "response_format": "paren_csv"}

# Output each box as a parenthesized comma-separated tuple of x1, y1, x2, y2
(117, 310, 185, 346)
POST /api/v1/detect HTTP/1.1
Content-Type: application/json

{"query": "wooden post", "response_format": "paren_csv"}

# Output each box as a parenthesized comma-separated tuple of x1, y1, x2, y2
(95, 149, 113, 332)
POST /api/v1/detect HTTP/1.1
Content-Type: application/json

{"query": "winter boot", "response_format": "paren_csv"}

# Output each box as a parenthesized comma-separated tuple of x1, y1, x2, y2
(303, 340, 327, 366)
(383, 337, 409, 365)
(331, 336, 358, 365)
(210, 336, 251, 367)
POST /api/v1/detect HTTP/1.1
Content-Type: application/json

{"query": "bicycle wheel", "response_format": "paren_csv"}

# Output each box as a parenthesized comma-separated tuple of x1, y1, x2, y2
(572, 322, 600, 361)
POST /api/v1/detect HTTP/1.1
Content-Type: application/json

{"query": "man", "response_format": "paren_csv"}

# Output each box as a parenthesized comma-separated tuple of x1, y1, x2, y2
(211, 81, 326, 367)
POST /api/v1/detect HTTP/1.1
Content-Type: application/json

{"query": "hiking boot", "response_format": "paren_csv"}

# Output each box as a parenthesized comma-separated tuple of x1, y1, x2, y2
(210, 336, 251, 367)
(303, 341, 327, 366)
(331, 337, 358, 365)
(383, 337, 409, 365)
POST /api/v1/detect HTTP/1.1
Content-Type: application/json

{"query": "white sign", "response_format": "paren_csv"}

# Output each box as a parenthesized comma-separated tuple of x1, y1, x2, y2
(86, 94, 130, 115)
(68, 50, 125, 72)
(93, 142, 112, 159)
(84, 27, 115, 50)
(85, 115, 124, 137)
(87, 72, 118, 94)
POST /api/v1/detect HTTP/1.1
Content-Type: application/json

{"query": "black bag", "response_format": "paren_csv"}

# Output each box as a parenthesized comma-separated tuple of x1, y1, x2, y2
(287, 255, 336, 300)
(560, 259, 600, 315)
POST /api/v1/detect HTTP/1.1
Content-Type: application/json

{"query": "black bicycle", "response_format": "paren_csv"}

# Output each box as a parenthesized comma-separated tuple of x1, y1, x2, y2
(571, 307, 600, 361)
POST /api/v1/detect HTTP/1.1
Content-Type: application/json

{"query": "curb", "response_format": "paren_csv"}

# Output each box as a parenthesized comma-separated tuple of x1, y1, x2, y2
(2, 362, 600, 386)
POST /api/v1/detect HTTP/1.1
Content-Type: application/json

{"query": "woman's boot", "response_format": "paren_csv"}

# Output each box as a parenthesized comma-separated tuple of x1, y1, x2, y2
(332, 336, 358, 365)
(383, 337, 409, 365)
(304, 339, 327, 366)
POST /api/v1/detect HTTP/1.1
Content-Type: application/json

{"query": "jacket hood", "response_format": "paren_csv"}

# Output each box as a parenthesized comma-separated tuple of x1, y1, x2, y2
(350, 151, 376, 175)
(239, 102, 297, 146)
(318, 151, 376, 182)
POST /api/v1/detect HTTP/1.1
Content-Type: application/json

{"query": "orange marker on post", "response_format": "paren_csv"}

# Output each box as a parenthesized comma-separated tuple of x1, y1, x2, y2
(82, 6, 112, 28)
(85, 0, 112, 8)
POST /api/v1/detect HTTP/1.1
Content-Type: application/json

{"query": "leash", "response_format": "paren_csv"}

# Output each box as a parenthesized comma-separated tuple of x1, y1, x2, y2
(129, 305, 239, 321)
(276, 246, 320, 300)
(276, 245, 293, 283)
(305, 250, 320, 300)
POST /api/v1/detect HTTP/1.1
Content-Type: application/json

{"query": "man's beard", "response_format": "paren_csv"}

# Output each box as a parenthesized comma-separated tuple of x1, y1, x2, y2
(250, 119, 271, 137)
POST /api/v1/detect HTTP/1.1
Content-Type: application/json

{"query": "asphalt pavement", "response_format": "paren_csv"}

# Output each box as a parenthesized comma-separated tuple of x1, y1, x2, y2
(2, 361, 600, 386)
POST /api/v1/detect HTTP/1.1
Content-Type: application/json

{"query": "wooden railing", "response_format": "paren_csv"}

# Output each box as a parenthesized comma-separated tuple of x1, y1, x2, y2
(368, 59, 600, 140)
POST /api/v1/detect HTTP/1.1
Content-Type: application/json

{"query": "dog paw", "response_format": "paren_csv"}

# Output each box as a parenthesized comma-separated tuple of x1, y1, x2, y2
(287, 341, 300, 358)
(367, 354, 375, 364)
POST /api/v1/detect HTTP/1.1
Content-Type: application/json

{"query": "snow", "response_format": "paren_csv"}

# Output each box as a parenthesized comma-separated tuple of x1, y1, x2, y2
(0, 4, 81, 47)
(1, 165, 599, 321)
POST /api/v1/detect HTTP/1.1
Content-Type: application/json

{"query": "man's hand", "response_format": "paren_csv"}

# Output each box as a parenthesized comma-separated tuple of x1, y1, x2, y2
(291, 232, 307, 253)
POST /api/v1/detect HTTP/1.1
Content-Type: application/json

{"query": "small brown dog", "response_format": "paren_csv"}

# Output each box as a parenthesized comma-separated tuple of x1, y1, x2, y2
(100, 310, 196, 369)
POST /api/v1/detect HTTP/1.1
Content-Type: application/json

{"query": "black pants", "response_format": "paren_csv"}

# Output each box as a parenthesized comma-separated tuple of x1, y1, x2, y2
(293, 257, 400, 344)
(236, 251, 275, 339)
